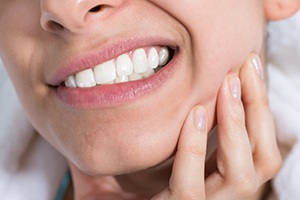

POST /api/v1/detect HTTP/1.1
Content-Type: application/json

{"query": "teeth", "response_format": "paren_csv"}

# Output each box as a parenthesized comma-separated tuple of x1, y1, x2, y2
(116, 54, 133, 76)
(129, 73, 143, 81)
(142, 68, 155, 78)
(64, 46, 172, 88)
(115, 75, 129, 83)
(75, 69, 96, 88)
(158, 46, 170, 66)
(133, 48, 148, 73)
(148, 48, 159, 69)
(94, 60, 117, 85)
(65, 75, 77, 88)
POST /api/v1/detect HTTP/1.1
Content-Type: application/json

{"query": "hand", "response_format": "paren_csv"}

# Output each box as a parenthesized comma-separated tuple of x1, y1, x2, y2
(152, 54, 282, 200)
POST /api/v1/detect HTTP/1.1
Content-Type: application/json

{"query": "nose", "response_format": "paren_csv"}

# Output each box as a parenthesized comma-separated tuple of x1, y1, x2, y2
(40, 0, 123, 34)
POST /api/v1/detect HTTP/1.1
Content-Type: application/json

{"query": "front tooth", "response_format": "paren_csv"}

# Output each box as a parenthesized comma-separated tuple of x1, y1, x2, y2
(75, 69, 96, 88)
(148, 48, 159, 69)
(133, 48, 148, 73)
(94, 60, 117, 85)
(129, 73, 143, 81)
(158, 47, 170, 66)
(116, 54, 133, 76)
(65, 75, 77, 88)
(142, 68, 155, 78)
(115, 75, 129, 83)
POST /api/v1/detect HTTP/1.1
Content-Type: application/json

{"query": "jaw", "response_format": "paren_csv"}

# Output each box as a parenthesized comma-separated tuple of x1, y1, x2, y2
(0, 0, 238, 190)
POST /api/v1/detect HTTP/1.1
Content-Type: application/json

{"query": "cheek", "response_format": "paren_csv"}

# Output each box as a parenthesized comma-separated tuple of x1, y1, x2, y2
(184, 4, 264, 128)
(0, 1, 52, 132)
(154, 0, 264, 71)
(189, 3, 264, 96)
(0, 0, 43, 73)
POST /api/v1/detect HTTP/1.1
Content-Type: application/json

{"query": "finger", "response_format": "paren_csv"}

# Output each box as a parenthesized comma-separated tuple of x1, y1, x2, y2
(240, 54, 282, 184)
(206, 75, 257, 198)
(169, 106, 208, 199)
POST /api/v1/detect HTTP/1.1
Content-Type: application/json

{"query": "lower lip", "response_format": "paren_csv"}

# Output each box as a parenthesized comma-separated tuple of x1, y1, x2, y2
(54, 52, 179, 108)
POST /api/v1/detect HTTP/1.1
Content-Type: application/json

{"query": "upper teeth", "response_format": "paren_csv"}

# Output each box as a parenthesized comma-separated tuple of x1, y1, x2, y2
(64, 46, 170, 88)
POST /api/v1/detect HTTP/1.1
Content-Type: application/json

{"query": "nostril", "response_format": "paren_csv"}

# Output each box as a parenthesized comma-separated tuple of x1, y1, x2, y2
(89, 5, 102, 13)
(47, 20, 65, 32)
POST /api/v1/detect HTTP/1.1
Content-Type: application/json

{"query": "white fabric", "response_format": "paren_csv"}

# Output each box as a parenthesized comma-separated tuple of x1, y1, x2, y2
(0, 10, 299, 200)
(267, 11, 300, 200)
(0, 60, 67, 200)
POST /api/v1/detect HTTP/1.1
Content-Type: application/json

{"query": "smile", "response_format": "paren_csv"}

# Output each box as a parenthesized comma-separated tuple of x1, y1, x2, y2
(64, 46, 173, 88)
(52, 37, 179, 108)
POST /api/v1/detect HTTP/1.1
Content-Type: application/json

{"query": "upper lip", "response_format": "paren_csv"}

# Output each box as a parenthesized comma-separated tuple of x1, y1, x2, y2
(47, 37, 177, 87)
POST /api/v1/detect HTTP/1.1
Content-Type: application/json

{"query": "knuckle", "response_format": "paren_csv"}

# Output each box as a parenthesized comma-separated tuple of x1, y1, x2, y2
(232, 116, 246, 130)
(219, 108, 245, 132)
(242, 181, 258, 197)
(228, 107, 246, 128)
(181, 194, 201, 200)
(177, 187, 204, 200)
(233, 174, 258, 197)
(251, 92, 270, 111)
(273, 156, 283, 174)
(269, 155, 282, 175)
(243, 89, 271, 115)
(244, 82, 269, 107)
(260, 94, 270, 108)
(262, 154, 283, 181)
(185, 145, 206, 158)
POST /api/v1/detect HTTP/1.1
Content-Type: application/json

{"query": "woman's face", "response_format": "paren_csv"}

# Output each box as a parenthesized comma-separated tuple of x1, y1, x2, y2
(0, 0, 264, 175)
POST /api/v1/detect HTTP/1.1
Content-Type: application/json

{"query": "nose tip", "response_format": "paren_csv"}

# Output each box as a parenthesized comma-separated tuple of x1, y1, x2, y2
(40, 0, 122, 34)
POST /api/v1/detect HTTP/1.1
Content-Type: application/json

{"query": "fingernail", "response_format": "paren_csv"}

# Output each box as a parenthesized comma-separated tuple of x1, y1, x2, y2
(194, 106, 206, 131)
(229, 76, 241, 100)
(252, 54, 264, 80)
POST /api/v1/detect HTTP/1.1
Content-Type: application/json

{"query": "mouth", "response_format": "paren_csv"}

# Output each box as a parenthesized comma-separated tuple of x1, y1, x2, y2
(51, 40, 178, 108)
(62, 46, 174, 88)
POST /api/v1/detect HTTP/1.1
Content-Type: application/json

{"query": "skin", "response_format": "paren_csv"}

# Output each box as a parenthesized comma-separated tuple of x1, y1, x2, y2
(1, 0, 299, 199)
(0, 0, 264, 172)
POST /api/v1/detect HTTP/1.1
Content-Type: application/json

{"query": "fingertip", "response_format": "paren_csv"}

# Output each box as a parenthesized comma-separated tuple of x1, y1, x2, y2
(228, 75, 242, 100)
(250, 54, 264, 81)
(240, 53, 265, 84)
(193, 106, 207, 132)
(179, 105, 208, 151)
(240, 53, 269, 106)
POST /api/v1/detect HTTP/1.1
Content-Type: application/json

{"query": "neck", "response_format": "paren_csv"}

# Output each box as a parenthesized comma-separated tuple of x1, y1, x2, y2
(115, 157, 174, 196)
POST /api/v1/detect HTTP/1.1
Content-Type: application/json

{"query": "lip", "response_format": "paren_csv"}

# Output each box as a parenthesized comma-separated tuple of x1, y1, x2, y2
(50, 37, 180, 108)
(48, 37, 177, 86)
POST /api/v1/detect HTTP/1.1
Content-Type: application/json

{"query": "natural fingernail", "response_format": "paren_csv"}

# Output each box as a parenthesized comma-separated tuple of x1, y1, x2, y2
(229, 76, 241, 100)
(194, 106, 206, 131)
(251, 54, 264, 80)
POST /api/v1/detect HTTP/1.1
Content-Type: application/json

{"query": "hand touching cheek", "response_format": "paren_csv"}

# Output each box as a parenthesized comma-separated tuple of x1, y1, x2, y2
(152, 54, 282, 200)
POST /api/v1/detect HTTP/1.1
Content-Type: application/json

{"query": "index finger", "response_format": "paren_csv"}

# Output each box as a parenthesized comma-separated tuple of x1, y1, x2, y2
(169, 106, 208, 199)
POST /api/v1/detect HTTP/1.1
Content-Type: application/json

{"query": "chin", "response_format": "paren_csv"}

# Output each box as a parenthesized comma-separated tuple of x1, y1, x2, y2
(60, 123, 179, 176)
(73, 147, 174, 177)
